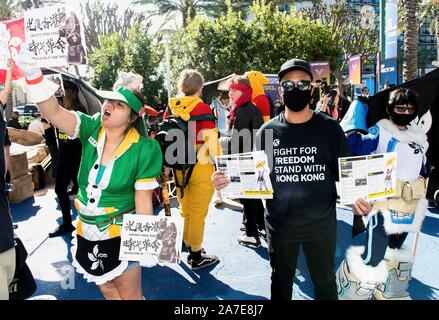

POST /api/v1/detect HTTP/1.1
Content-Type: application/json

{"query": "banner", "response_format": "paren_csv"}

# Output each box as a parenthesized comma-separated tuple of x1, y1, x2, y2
(24, 5, 87, 68)
(264, 74, 281, 106)
(384, 0, 398, 60)
(310, 61, 330, 84)
(349, 55, 362, 85)
(380, 58, 398, 88)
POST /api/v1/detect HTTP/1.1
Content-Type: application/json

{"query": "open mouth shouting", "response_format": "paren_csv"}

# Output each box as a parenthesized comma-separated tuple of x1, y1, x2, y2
(102, 106, 112, 121)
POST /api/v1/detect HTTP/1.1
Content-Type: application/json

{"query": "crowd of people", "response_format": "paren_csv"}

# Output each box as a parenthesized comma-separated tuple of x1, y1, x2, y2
(0, 44, 434, 301)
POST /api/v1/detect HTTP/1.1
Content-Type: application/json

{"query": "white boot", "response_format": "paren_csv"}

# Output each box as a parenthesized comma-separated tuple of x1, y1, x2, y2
(373, 247, 412, 300)
(336, 246, 388, 300)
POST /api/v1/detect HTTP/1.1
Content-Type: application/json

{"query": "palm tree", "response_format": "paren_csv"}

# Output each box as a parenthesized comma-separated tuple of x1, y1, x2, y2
(401, 0, 420, 81)
(420, 0, 439, 65)
(131, 0, 229, 27)
(0, 0, 19, 21)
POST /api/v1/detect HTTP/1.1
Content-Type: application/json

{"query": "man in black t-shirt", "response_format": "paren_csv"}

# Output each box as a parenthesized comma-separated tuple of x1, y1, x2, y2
(213, 59, 357, 300)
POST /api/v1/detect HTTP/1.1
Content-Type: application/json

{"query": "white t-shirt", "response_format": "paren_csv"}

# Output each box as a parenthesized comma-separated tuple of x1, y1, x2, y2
(28, 118, 45, 136)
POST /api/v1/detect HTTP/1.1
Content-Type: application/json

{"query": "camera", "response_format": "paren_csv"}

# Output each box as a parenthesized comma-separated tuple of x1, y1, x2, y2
(316, 77, 337, 99)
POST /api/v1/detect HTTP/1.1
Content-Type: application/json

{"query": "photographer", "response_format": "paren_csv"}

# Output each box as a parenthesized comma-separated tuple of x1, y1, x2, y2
(317, 88, 350, 122)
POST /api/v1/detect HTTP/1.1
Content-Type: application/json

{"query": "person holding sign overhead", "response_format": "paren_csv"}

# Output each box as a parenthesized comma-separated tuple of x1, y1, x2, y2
(337, 88, 428, 300)
(15, 45, 162, 300)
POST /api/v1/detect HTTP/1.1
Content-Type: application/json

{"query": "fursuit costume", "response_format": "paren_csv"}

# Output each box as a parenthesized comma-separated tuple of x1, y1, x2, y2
(164, 97, 221, 252)
(337, 98, 428, 300)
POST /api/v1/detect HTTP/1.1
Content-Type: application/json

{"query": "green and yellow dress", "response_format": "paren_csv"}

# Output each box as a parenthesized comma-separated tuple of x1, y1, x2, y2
(69, 112, 162, 285)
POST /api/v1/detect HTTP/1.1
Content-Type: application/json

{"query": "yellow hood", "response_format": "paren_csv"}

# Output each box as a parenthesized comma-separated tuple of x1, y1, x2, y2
(245, 71, 269, 99)
(169, 97, 203, 121)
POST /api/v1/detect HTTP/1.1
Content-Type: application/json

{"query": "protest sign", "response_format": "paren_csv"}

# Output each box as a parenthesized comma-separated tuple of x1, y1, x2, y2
(338, 152, 397, 205)
(24, 5, 87, 68)
(120, 215, 184, 264)
(216, 151, 274, 199)
(0, 17, 25, 82)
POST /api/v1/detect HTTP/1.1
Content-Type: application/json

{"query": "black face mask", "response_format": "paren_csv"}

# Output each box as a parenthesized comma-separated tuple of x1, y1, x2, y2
(391, 112, 417, 127)
(283, 88, 311, 112)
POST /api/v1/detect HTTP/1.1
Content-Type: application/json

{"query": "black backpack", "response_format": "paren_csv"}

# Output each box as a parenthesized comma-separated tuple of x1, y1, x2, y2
(155, 107, 215, 197)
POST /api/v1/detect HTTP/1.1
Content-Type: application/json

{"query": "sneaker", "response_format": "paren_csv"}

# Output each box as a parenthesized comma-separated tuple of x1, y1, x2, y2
(49, 224, 75, 238)
(238, 234, 261, 248)
(191, 254, 219, 271)
(187, 248, 206, 264)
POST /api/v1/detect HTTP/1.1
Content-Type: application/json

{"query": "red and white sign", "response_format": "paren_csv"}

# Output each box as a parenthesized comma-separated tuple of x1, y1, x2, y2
(0, 17, 25, 83)
(0, 4, 87, 83)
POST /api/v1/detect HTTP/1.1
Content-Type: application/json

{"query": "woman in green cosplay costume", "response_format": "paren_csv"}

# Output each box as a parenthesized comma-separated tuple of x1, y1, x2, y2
(15, 45, 162, 300)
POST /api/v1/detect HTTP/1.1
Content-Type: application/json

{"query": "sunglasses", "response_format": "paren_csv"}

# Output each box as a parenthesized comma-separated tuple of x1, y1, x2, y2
(394, 105, 416, 114)
(281, 80, 312, 92)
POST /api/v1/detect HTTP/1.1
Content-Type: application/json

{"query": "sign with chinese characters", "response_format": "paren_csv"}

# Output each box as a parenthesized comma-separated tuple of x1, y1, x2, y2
(24, 4, 87, 68)
(119, 215, 184, 264)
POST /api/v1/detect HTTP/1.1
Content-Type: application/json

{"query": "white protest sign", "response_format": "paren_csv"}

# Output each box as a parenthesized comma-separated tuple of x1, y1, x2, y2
(24, 4, 87, 68)
(0, 23, 8, 69)
(338, 152, 397, 205)
(216, 151, 274, 199)
(119, 214, 184, 264)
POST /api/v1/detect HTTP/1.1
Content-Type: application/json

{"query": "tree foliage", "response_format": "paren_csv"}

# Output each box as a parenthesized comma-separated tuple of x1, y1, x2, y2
(81, 0, 151, 54)
(0, 0, 19, 20)
(88, 24, 165, 104)
(132, 0, 254, 27)
(170, 0, 341, 84)
(420, 0, 439, 63)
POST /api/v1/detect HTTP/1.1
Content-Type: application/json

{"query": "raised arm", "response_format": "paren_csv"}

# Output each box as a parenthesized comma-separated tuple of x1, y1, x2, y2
(0, 59, 13, 105)
(15, 45, 77, 137)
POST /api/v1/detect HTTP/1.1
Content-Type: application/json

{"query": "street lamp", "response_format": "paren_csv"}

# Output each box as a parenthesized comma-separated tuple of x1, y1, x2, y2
(158, 28, 176, 101)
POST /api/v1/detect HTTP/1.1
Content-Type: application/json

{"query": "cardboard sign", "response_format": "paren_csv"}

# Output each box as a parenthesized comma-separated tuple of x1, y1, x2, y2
(119, 215, 184, 264)
(24, 5, 87, 68)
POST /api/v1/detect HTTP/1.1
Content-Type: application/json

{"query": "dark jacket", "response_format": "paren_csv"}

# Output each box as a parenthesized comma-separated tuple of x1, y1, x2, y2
(225, 101, 264, 154)
(0, 109, 14, 253)
(7, 118, 23, 130)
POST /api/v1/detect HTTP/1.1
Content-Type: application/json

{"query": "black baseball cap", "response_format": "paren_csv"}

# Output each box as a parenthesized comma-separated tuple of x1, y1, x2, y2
(278, 58, 313, 81)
